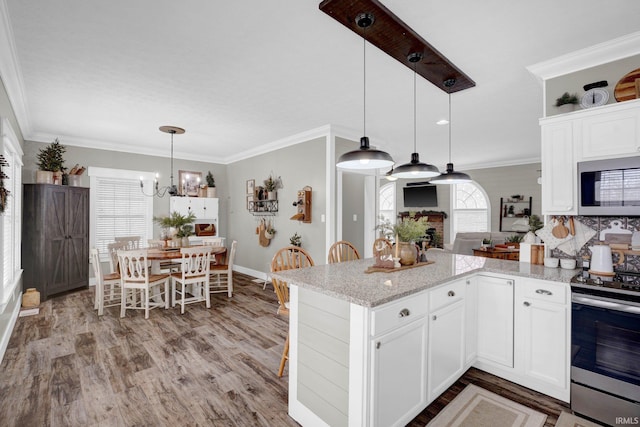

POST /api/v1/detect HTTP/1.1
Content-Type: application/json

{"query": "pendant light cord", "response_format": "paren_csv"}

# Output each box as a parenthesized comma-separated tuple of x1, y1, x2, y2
(170, 132, 174, 188)
(362, 28, 366, 137)
(448, 92, 452, 163)
(413, 62, 417, 153)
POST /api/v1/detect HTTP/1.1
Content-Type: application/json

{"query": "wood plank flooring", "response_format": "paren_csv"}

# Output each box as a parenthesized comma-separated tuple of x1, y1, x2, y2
(1, 272, 570, 426)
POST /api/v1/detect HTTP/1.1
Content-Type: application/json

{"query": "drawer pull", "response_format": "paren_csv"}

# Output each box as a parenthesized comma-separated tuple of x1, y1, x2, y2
(398, 308, 411, 318)
(466, 279, 470, 285)
(507, 280, 513, 286)
(432, 315, 437, 321)
(523, 301, 531, 307)
(448, 290, 455, 297)
(535, 289, 553, 296)
(376, 342, 381, 349)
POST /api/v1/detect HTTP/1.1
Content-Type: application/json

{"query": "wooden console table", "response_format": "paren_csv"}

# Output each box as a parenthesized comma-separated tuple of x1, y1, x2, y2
(473, 247, 519, 261)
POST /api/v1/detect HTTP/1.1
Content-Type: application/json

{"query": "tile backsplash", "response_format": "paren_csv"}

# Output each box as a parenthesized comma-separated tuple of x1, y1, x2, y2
(550, 216, 640, 273)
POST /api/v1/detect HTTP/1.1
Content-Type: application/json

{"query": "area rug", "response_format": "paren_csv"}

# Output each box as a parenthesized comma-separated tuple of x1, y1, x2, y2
(427, 384, 547, 427)
(555, 411, 602, 427)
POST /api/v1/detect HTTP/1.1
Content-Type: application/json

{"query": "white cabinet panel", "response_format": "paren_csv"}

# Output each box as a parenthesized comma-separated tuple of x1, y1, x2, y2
(170, 197, 218, 222)
(579, 107, 640, 160)
(371, 319, 428, 427)
(464, 277, 477, 365)
(428, 299, 465, 402)
(541, 122, 577, 215)
(476, 275, 514, 368)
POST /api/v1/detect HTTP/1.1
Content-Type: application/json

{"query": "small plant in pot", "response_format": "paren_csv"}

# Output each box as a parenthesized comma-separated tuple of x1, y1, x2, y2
(263, 175, 279, 200)
(36, 138, 66, 184)
(265, 226, 276, 240)
(289, 232, 302, 247)
(555, 92, 578, 113)
(205, 171, 217, 198)
(153, 211, 196, 246)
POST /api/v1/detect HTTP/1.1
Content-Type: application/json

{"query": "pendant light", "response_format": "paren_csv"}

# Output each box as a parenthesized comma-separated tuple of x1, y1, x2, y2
(430, 79, 471, 184)
(336, 13, 394, 170)
(391, 53, 440, 179)
(140, 126, 183, 197)
(384, 166, 398, 181)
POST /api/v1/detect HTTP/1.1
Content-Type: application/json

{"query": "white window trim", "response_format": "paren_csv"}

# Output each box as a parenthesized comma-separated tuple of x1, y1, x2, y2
(1, 117, 23, 309)
(88, 167, 154, 256)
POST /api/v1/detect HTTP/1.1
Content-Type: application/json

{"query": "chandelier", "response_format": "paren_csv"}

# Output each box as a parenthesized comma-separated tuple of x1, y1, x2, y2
(140, 125, 184, 197)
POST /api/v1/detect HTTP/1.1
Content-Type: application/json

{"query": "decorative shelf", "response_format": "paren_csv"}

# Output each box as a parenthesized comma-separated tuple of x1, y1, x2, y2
(248, 199, 278, 216)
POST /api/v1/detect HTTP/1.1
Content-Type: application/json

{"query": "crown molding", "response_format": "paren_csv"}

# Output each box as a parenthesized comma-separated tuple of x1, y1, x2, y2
(0, 0, 31, 139)
(527, 31, 640, 84)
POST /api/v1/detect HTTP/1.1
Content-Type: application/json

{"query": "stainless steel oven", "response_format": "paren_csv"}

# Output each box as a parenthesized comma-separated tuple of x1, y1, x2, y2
(571, 274, 640, 426)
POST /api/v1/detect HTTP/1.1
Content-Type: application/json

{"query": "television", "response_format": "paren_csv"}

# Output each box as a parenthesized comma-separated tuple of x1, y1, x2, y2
(403, 185, 438, 207)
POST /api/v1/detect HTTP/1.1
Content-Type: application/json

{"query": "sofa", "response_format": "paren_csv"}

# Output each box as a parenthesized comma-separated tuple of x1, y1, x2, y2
(445, 231, 515, 255)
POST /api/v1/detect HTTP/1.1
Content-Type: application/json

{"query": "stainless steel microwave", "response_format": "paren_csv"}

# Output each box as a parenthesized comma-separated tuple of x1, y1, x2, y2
(578, 156, 640, 216)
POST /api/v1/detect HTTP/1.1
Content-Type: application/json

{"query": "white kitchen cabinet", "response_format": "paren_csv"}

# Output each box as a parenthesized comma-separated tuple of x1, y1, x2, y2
(464, 277, 477, 365)
(515, 279, 569, 401)
(370, 292, 428, 427)
(578, 102, 640, 160)
(476, 275, 514, 368)
(428, 280, 466, 401)
(540, 121, 577, 215)
(170, 197, 218, 222)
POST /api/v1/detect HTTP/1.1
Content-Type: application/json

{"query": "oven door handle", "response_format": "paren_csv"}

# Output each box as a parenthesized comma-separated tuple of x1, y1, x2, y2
(572, 294, 640, 314)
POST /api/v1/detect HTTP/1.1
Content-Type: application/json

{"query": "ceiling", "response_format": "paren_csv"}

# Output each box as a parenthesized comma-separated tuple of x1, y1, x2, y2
(3, 0, 640, 169)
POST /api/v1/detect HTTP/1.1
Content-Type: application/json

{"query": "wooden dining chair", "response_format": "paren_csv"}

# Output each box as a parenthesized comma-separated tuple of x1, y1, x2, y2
(210, 240, 237, 298)
(91, 248, 121, 315)
(115, 236, 141, 250)
(118, 249, 170, 319)
(170, 246, 212, 314)
(328, 240, 361, 264)
(270, 246, 315, 377)
(107, 241, 128, 274)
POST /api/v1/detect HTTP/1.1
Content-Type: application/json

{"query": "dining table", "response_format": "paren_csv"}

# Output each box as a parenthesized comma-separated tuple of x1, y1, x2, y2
(146, 245, 227, 274)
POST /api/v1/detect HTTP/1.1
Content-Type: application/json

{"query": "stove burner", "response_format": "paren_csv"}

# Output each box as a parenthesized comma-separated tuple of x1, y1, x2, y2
(570, 270, 640, 296)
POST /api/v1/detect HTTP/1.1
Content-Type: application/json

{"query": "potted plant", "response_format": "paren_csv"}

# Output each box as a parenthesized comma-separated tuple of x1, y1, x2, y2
(523, 214, 544, 244)
(264, 175, 278, 200)
(36, 138, 66, 184)
(555, 92, 578, 113)
(506, 234, 522, 248)
(205, 171, 217, 198)
(153, 211, 196, 246)
(377, 216, 430, 265)
(289, 232, 302, 247)
(265, 225, 276, 240)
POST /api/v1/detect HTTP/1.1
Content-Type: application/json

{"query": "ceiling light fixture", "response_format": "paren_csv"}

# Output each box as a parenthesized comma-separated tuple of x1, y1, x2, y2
(140, 125, 184, 197)
(336, 13, 394, 170)
(391, 53, 440, 179)
(430, 79, 472, 184)
(384, 166, 398, 181)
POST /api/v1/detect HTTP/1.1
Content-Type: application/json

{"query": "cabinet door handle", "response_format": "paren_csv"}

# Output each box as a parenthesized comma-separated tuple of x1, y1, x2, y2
(398, 308, 410, 318)
(466, 279, 470, 285)
(535, 289, 552, 296)
(376, 342, 381, 350)
(432, 315, 437, 321)
(448, 290, 455, 297)
(507, 280, 513, 286)
(523, 301, 531, 307)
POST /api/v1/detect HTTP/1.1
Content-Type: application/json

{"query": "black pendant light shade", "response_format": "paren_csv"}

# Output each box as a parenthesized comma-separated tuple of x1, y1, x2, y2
(392, 53, 440, 179)
(430, 79, 471, 184)
(336, 13, 394, 171)
(384, 166, 398, 181)
(337, 137, 394, 170)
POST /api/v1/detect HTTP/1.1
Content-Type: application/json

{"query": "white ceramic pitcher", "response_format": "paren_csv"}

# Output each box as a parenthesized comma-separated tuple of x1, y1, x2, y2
(589, 245, 613, 274)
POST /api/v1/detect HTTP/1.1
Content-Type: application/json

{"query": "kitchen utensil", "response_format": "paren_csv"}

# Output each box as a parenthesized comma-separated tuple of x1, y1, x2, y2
(599, 220, 632, 243)
(556, 218, 596, 256)
(614, 67, 640, 102)
(536, 218, 572, 249)
(589, 245, 613, 274)
(632, 230, 640, 250)
(569, 217, 575, 236)
(552, 217, 569, 238)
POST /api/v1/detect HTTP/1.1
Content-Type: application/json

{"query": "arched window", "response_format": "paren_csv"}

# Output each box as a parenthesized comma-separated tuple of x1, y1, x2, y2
(379, 182, 396, 225)
(451, 182, 489, 241)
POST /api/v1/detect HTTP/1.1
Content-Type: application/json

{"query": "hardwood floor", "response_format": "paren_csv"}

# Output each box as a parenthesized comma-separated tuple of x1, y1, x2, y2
(0, 272, 570, 426)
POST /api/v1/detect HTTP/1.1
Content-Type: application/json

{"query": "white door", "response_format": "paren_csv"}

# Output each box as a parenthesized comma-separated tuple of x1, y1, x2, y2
(371, 319, 428, 427)
(428, 299, 465, 401)
(476, 276, 514, 367)
(517, 298, 568, 389)
(201, 197, 219, 221)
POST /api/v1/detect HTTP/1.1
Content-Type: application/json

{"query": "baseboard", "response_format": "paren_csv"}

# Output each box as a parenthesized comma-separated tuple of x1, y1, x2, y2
(0, 290, 21, 364)
(234, 265, 269, 281)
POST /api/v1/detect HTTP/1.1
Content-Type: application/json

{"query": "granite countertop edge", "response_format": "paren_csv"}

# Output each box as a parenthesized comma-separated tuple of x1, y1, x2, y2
(273, 253, 579, 308)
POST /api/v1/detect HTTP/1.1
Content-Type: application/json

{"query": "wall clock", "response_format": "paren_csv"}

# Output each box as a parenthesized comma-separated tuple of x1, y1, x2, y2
(581, 88, 609, 109)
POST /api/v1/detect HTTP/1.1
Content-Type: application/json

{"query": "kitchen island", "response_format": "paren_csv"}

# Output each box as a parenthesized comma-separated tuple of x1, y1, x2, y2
(273, 251, 577, 427)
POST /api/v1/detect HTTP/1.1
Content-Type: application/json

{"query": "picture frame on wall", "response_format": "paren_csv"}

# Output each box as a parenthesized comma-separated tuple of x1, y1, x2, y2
(246, 179, 255, 195)
(246, 195, 253, 210)
(178, 170, 202, 196)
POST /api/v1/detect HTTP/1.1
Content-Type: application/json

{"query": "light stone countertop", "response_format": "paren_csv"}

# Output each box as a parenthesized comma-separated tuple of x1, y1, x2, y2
(273, 251, 580, 308)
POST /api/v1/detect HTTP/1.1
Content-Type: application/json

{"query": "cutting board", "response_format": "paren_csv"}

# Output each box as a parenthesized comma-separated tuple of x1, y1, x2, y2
(614, 68, 640, 102)
(599, 220, 632, 243)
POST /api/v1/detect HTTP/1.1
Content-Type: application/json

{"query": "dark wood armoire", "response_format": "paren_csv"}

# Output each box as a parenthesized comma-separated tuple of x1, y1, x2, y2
(22, 184, 89, 300)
